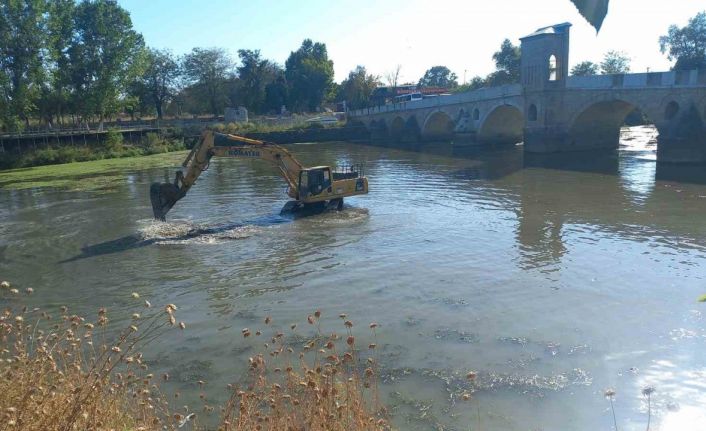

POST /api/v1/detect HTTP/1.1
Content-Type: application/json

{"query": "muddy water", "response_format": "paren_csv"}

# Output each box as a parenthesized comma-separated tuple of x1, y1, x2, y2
(2, 126, 706, 431)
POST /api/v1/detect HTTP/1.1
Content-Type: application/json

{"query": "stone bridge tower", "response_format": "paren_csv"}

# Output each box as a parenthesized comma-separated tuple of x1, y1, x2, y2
(521, 23, 572, 152)
(520, 22, 571, 90)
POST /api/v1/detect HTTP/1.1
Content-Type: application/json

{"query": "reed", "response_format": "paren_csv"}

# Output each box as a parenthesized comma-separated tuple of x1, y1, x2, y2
(0, 281, 391, 431)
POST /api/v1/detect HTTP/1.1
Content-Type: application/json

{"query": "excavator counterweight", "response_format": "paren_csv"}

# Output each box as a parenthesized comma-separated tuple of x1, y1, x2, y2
(149, 131, 369, 220)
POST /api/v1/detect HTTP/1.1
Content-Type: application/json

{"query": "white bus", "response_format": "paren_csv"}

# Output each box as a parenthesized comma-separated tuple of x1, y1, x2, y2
(393, 93, 423, 103)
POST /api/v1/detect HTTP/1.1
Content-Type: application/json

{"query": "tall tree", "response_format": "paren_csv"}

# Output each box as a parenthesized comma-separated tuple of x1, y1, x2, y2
(600, 50, 630, 74)
(385, 64, 402, 89)
(0, 0, 48, 131)
(659, 12, 706, 71)
(418, 66, 458, 88)
(264, 75, 288, 114)
(141, 48, 180, 119)
(236, 49, 281, 114)
(338, 66, 380, 110)
(488, 39, 521, 86)
(40, 0, 76, 126)
(571, 61, 599, 76)
(453, 76, 486, 93)
(182, 47, 234, 117)
(285, 39, 334, 112)
(68, 0, 145, 122)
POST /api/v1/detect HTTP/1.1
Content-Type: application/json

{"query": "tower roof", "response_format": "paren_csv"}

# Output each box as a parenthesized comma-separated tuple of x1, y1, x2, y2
(521, 22, 572, 40)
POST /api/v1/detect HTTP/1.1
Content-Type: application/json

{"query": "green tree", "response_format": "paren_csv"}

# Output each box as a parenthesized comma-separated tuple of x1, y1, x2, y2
(68, 0, 146, 123)
(418, 66, 458, 88)
(600, 50, 631, 74)
(571, 61, 599, 76)
(453, 76, 486, 93)
(236, 49, 282, 114)
(264, 75, 288, 114)
(338, 66, 380, 110)
(182, 47, 234, 117)
(489, 39, 521, 85)
(659, 12, 706, 71)
(141, 48, 180, 119)
(0, 0, 48, 131)
(285, 39, 334, 112)
(40, 0, 76, 126)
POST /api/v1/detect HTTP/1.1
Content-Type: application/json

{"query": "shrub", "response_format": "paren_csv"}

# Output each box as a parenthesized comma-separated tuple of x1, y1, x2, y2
(103, 129, 124, 152)
(143, 132, 168, 154)
(305, 121, 325, 129)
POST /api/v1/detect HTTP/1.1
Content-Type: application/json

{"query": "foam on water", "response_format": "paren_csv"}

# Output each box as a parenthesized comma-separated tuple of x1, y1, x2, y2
(137, 219, 260, 245)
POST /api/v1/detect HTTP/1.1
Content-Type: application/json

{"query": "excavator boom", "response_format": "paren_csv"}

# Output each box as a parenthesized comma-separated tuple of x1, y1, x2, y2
(149, 131, 368, 220)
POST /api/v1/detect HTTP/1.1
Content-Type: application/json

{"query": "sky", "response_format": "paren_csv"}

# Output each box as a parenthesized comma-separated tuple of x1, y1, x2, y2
(119, 0, 704, 84)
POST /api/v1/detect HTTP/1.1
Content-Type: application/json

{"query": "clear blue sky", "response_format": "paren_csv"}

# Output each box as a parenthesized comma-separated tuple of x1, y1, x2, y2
(119, 0, 705, 84)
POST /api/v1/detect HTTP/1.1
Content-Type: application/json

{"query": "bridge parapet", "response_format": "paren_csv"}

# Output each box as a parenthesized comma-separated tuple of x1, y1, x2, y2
(350, 21, 706, 163)
(349, 84, 522, 118)
(567, 69, 704, 89)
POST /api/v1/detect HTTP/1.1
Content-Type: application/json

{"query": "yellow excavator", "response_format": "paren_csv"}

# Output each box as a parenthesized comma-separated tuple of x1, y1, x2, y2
(149, 130, 369, 220)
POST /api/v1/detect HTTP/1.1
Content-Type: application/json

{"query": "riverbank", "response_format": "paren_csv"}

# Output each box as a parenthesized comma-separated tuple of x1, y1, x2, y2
(0, 124, 370, 171)
(213, 120, 369, 143)
(0, 129, 188, 170)
(0, 150, 188, 191)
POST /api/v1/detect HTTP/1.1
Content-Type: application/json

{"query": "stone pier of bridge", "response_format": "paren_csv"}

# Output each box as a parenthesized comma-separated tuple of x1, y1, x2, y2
(349, 23, 706, 163)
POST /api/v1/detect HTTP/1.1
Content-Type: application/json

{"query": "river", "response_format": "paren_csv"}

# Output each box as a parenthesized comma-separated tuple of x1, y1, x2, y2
(1, 126, 705, 430)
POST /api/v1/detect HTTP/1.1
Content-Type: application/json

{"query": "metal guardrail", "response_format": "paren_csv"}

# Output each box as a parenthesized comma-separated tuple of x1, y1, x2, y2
(0, 123, 158, 139)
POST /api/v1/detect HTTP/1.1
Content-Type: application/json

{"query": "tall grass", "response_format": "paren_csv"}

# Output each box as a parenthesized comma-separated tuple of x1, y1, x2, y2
(0, 281, 390, 431)
(219, 313, 389, 430)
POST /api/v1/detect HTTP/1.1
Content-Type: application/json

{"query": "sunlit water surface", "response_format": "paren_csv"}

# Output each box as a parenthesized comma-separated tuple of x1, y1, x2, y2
(2, 126, 706, 430)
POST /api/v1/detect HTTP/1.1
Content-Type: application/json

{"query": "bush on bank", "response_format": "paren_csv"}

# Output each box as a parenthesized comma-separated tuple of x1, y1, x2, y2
(0, 128, 189, 170)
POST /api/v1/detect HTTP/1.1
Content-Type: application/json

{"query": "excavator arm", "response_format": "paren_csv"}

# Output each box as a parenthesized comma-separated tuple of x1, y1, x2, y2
(150, 131, 304, 220)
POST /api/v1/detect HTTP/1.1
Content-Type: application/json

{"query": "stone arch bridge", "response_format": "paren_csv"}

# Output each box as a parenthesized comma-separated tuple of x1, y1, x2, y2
(349, 23, 706, 163)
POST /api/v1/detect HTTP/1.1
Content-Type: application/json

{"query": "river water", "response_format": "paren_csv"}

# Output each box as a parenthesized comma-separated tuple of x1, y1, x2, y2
(1, 126, 706, 430)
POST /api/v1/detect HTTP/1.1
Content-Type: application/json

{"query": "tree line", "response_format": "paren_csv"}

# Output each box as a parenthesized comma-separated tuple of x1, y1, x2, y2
(1, 1, 704, 133)
(0, 0, 340, 132)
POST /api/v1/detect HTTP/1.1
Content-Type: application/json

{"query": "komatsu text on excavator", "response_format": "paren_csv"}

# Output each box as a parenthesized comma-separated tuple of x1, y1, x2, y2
(149, 131, 369, 220)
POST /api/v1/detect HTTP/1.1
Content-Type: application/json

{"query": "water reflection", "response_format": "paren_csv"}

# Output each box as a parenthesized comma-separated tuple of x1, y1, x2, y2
(1, 127, 706, 431)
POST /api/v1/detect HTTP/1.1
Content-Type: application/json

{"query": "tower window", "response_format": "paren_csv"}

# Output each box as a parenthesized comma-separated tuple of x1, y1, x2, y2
(549, 55, 558, 81)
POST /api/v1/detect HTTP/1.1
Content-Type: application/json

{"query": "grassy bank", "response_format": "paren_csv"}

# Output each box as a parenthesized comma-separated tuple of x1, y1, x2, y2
(0, 150, 188, 191)
(0, 129, 189, 171)
(0, 281, 393, 431)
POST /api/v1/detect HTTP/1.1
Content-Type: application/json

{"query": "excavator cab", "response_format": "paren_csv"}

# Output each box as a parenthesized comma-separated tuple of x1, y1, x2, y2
(298, 167, 332, 199)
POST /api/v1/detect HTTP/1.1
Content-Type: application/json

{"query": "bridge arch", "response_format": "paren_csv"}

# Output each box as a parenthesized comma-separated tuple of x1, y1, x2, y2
(389, 116, 406, 142)
(369, 119, 389, 141)
(478, 103, 525, 145)
(567, 97, 664, 151)
(664, 101, 680, 120)
(422, 110, 455, 141)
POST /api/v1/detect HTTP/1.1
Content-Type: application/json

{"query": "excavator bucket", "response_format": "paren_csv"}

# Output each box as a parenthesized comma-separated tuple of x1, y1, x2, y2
(150, 182, 184, 221)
